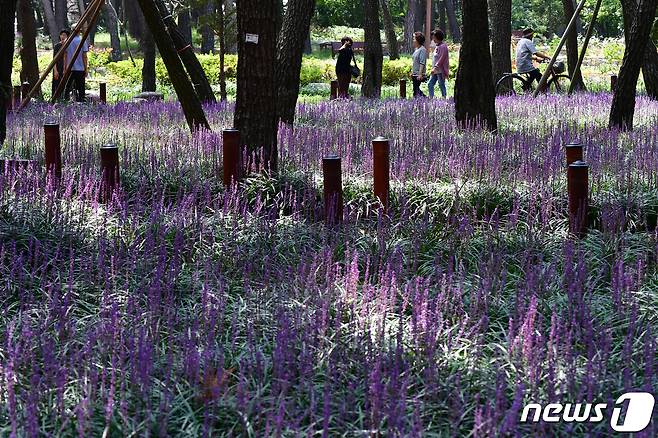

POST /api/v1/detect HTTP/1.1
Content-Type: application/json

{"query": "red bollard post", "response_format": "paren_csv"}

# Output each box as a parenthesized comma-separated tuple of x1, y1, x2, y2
(222, 129, 241, 187)
(323, 155, 343, 225)
(100, 144, 120, 202)
(399, 79, 407, 99)
(330, 80, 338, 100)
(372, 136, 390, 212)
(100, 82, 107, 104)
(44, 123, 62, 179)
(568, 160, 589, 238)
(611, 75, 618, 92)
(21, 82, 30, 106)
(565, 141, 583, 166)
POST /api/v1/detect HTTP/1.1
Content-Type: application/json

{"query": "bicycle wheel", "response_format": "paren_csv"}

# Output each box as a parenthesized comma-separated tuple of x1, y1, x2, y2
(496, 74, 531, 96)
(548, 74, 572, 94)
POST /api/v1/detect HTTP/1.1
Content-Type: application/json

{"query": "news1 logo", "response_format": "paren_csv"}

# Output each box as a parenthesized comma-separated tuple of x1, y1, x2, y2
(520, 392, 655, 432)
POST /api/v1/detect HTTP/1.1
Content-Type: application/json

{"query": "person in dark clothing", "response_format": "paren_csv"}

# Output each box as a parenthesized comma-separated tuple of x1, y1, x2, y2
(52, 30, 67, 99)
(335, 36, 354, 99)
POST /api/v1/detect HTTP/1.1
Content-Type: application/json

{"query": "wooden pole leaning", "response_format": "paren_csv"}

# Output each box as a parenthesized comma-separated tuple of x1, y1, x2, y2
(18, 0, 105, 110)
(532, 0, 587, 98)
(567, 0, 603, 95)
(51, 0, 105, 103)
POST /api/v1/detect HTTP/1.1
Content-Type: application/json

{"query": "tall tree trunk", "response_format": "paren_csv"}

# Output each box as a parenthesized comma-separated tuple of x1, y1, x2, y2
(621, 0, 658, 99)
(439, 0, 446, 31)
(234, 0, 278, 172)
(489, 0, 512, 94)
(562, 0, 586, 90)
(380, 0, 399, 60)
(200, 1, 215, 54)
(106, 0, 122, 61)
(1, 0, 18, 145)
(403, 0, 418, 53)
(137, 0, 210, 131)
(55, 0, 67, 28)
(177, 7, 192, 44)
(141, 31, 157, 91)
(609, 0, 658, 130)
(455, 0, 497, 131)
(445, 0, 460, 42)
(216, 0, 227, 101)
(303, 31, 311, 54)
(41, 0, 59, 43)
(362, 0, 383, 97)
(275, 0, 315, 125)
(154, 0, 216, 103)
(17, 0, 42, 99)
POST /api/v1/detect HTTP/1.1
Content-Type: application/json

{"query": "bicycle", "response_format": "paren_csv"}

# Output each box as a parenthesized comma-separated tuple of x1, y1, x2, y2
(495, 61, 571, 95)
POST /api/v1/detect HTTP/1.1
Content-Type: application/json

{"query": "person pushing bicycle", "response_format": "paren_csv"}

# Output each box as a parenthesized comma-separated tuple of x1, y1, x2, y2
(516, 28, 550, 88)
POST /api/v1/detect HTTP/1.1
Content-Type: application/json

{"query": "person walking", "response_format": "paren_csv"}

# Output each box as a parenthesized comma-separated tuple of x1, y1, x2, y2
(62, 28, 89, 102)
(428, 29, 449, 98)
(411, 32, 427, 98)
(335, 36, 355, 99)
(52, 30, 67, 99)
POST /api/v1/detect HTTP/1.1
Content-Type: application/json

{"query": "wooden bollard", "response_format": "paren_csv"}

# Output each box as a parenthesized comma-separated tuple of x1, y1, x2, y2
(372, 137, 390, 211)
(222, 129, 241, 187)
(565, 141, 583, 166)
(568, 161, 589, 238)
(13, 85, 21, 110)
(99, 82, 107, 104)
(100, 144, 120, 202)
(330, 80, 338, 100)
(399, 79, 407, 99)
(611, 75, 618, 92)
(44, 123, 62, 179)
(21, 82, 30, 106)
(323, 155, 343, 225)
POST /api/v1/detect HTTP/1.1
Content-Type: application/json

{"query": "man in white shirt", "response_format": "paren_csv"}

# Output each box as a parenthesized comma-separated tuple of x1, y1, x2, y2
(62, 27, 89, 102)
(516, 28, 550, 89)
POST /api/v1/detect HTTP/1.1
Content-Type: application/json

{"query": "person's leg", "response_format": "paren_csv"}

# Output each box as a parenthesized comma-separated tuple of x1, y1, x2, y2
(51, 78, 60, 99)
(427, 74, 437, 98)
(438, 73, 447, 98)
(337, 73, 350, 98)
(75, 71, 86, 102)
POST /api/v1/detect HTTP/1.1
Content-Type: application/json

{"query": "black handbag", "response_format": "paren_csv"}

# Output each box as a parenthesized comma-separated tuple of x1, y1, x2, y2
(351, 54, 360, 78)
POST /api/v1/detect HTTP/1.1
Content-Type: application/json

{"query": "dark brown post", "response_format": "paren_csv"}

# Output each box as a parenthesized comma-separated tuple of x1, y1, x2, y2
(100, 144, 120, 202)
(222, 129, 241, 187)
(610, 75, 617, 92)
(372, 136, 390, 211)
(565, 141, 583, 166)
(568, 160, 589, 238)
(330, 80, 338, 100)
(100, 82, 107, 104)
(13, 85, 21, 110)
(323, 155, 343, 225)
(21, 82, 31, 106)
(399, 79, 407, 98)
(44, 123, 62, 179)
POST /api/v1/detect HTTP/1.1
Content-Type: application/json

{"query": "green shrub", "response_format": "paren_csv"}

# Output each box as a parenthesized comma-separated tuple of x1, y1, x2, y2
(382, 59, 411, 86)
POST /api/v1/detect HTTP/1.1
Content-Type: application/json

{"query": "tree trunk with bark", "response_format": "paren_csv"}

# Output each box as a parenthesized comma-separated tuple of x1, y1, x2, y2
(445, 0, 460, 42)
(154, 0, 215, 103)
(621, 0, 658, 99)
(275, 0, 315, 125)
(216, 0, 227, 100)
(489, 0, 512, 94)
(234, 0, 278, 173)
(403, 0, 418, 53)
(105, 0, 122, 61)
(362, 0, 383, 98)
(177, 7, 192, 44)
(200, 1, 215, 53)
(455, 0, 497, 131)
(380, 0, 399, 60)
(562, 0, 586, 90)
(41, 0, 59, 43)
(141, 31, 157, 91)
(438, 0, 446, 31)
(1, 0, 17, 145)
(17, 0, 42, 99)
(55, 0, 67, 28)
(609, 0, 658, 130)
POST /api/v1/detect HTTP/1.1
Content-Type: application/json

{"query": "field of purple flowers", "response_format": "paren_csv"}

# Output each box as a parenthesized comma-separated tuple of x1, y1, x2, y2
(1, 94, 658, 436)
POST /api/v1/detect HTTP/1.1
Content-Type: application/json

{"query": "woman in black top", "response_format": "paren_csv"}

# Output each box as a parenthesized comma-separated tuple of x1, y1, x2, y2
(335, 36, 354, 98)
(52, 30, 67, 99)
